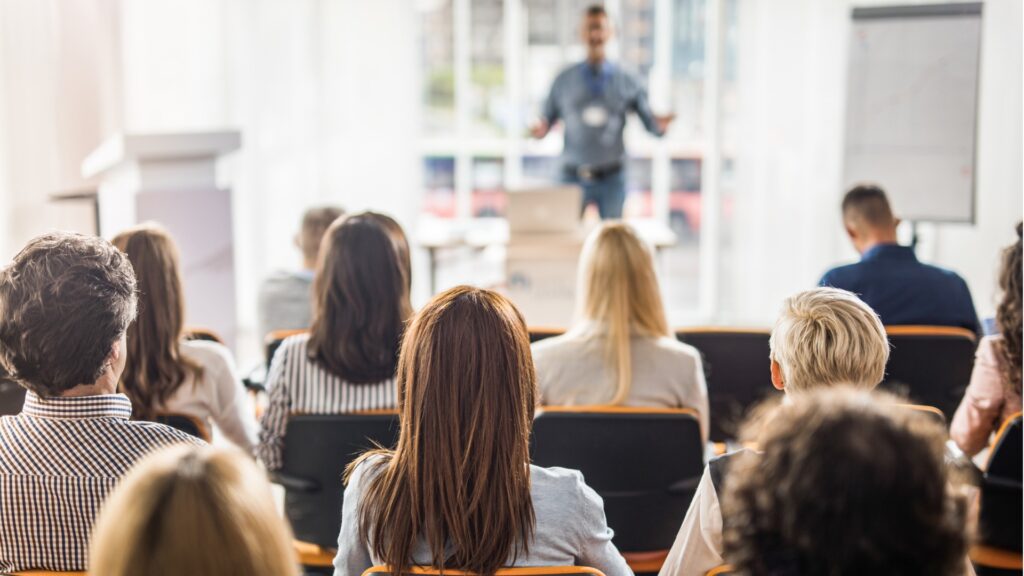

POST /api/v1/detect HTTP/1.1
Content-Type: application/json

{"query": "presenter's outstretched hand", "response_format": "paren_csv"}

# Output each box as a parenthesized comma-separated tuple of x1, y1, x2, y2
(655, 113, 676, 135)
(530, 119, 550, 139)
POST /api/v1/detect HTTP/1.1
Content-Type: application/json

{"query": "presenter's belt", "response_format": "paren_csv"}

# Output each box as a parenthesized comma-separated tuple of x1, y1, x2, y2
(564, 161, 623, 182)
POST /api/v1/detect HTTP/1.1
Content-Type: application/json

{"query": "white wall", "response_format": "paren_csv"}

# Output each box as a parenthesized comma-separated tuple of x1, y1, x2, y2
(926, 0, 1023, 318)
(0, 0, 121, 257)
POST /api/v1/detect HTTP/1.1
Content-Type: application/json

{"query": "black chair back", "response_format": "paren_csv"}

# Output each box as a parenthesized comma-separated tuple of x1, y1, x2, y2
(265, 329, 308, 370)
(676, 329, 778, 442)
(154, 413, 211, 442)
(978, 414, 1023, 552)
(0, 374, 25, 416)
(882, 327, 976, 421)
(276, 413, 401, 548)
(528, 327, 565, 343)
(530, 408, 704, 552)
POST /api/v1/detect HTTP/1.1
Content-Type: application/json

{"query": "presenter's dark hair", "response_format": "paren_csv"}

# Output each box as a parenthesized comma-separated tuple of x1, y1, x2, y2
(0, 232, 137, 397)
(841, 184, 894, 228)
(113, 224, 204, 420)
(722, 388, 967, 576)
(307, 212, 412, 383)
(348, 286, 537, 576)
(996, 221, 1023, 396)
(586, 4, 608, 17)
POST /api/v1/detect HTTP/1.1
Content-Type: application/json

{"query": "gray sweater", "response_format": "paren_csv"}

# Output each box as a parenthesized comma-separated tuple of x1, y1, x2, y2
(332, 456, 633, 576)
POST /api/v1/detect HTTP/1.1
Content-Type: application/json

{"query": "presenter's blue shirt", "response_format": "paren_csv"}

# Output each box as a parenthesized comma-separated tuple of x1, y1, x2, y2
(543, 60, 663, 168)
(820, 243, 980, 333)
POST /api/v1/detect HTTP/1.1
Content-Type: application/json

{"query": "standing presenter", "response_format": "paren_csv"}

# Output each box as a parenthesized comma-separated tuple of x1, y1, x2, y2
(531, 4, 675, 220)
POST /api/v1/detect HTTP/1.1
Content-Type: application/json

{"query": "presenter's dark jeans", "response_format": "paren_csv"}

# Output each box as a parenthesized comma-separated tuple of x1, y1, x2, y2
(563, 169, 627, 220)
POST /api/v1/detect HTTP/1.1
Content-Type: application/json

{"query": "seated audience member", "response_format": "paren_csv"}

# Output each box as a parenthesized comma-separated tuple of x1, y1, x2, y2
(257, 205, 344, 339)
(90, 444, 299, 576)
(820, 184, 979, 332)
(113, 224, 258, 451)
(952, 222, 1023, 456)
(0, 232, 201, 573)
(722, 388, 968, 576)
(334, 286, 630, 576)
(659, 287, 889, 576)
(532, 222, 709, 439)
(258, 212, 412, 470)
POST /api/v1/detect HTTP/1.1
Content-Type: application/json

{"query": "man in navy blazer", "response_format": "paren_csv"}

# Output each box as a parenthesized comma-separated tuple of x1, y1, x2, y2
(820, 185, 979, 333)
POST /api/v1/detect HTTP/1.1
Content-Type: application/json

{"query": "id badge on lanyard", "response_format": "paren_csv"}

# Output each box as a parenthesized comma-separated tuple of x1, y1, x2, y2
(582, 63, 612, 128)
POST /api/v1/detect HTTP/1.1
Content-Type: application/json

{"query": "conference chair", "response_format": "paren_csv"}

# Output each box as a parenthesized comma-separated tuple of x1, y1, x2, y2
(0, 372, 25, 416)
(184, 326, 226, 344)
(362, 567, 606, 576)
(675, 328, 779, 443)
(705, 567, 734, 576)
(528, 326, 565, 343)
(265, 328, 309, 370)
(272, 411, 402, 567)
(530, 406, 704, 573)
(154, 412, 212, 442)
(970, 412, 1023, 575)
(902, 403, 946, 426)
(882, 326, 976, 421)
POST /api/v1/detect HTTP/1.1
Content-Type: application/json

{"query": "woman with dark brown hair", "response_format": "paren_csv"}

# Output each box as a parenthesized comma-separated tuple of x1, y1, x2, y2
(113, 224, 257, 452)
(721, 388, 968, 576)
(332, 286, 630, 576)
(951, 221, 1023, 457)
(257, 212, 412, 470)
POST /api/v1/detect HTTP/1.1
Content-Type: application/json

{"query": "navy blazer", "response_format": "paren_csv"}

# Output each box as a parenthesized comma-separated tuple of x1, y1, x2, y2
(820, 243, 979, 333)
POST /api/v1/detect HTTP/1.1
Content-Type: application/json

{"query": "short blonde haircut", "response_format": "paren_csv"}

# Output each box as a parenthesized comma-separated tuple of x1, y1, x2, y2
(769, 287, 888, 392)
(90, 445, 299, 576)
(572, 223, 670, 404)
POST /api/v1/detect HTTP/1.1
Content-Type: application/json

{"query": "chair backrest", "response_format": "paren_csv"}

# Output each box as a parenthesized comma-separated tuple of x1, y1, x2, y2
(184, 326, 225, 344)
(153, 412, 212, 442)
(277, 412, 401, 547)
(530, 407, 704, 552)
(362, 565, 606, 576)
(900, 403, 947, 427)
(979, 413, 1023, 552)
(0, 373, 26, 416)
(265, 328, 309, 369)
(882, 326, 976, 421)
(675, 328, 778, 442)
(705, 567, 734, 576)
(528, 326, 566, 343)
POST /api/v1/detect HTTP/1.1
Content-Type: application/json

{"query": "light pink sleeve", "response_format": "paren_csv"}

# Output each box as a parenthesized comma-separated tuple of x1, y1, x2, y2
(951, 337, 1007, 457)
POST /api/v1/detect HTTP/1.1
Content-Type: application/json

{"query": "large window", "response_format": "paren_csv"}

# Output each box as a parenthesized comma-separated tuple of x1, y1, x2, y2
(416, 0, 738, 322)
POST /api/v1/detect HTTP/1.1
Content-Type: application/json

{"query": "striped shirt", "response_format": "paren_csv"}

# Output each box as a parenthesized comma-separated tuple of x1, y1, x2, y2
(257, 334, 397, 470)
(0, 391, 202, 572)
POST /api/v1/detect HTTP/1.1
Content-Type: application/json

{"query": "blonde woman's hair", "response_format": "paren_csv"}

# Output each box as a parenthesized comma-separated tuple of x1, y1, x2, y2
(90, 445, 299, 576)
(769, 287, 889, 393)
(572, 223, 670, 404)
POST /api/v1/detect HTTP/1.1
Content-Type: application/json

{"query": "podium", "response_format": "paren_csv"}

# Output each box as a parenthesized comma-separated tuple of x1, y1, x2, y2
(82, 131, 241, 347)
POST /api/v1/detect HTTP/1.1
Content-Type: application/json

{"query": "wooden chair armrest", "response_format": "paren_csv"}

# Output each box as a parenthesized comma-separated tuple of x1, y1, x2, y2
(622, 550, 669, 573)
(295, 540, 336, 567)
(970, 544, 1023, 570)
